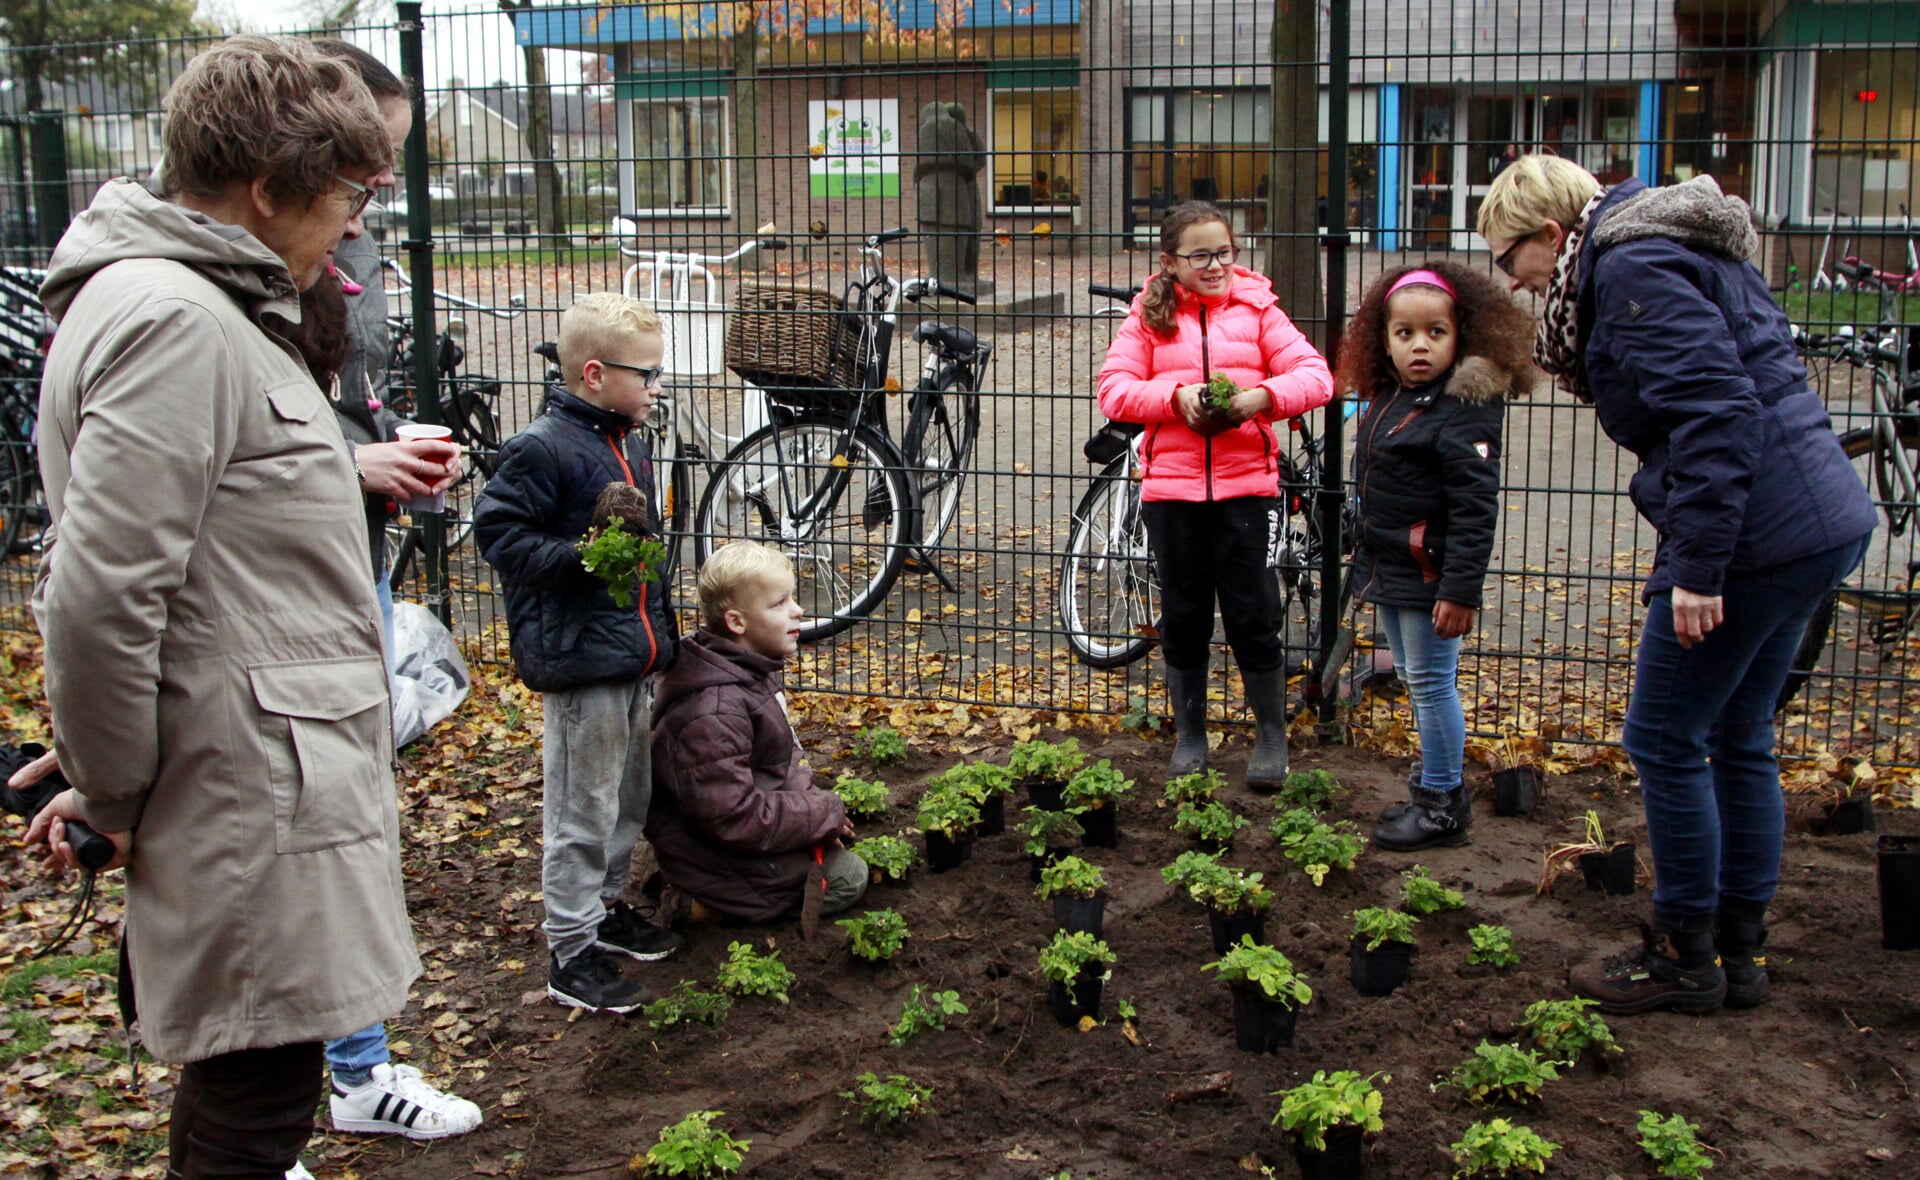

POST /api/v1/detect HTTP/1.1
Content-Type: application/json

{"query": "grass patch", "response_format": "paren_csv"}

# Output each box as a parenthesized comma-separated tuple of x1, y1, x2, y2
(1775, 287, 1920, 329)
(0, 1010, 50, 1065)
(0, 950, 117, 1004)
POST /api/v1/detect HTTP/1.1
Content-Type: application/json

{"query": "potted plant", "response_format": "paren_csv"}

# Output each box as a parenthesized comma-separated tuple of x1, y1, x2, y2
(1162, 768, 1225, 807)
(1020, 806, 1086, 883)
(1449, 1117, 1558, 1177)
(1400, 865, 1466, 916)
(1193, 867, 1274, 953)
(1036, 854, 1108, 937)
(831, 773, 891, 823)
(1804, 777, 1877, 836)
(1440, 1042, 1560, 1106)
(1279, 818, 1365, 886)
(1161, 849, 1232, 908)
(1064, 759, 1134, 848)
(1520, 997, 1620, 1066)
(1271, 1070, 1387, 1180)
(1008, 738, 1085, 810)
(1173, 799, 1250, 853)
(1037, 930, 1115, 1027)
(1276, 767, 1345, 813)
(1539, 811, 1635, 896)
(916, 786, 980, 873)
(848, 834, 917, 886)
(1349, 907, 1419, 996)
(853, 725, 908, 768)
(1879, 833, 1920, 950)
(1465, 924, 1519, 970)
(1203, 934, 1311, 1053)
(1489, 732, 1543, 817)
(935, 762, 1015, 836)
(836, 907, 910, 964)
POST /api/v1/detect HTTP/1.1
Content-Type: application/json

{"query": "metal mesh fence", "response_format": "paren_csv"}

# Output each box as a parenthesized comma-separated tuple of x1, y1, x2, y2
(1, 0, 1916, 771)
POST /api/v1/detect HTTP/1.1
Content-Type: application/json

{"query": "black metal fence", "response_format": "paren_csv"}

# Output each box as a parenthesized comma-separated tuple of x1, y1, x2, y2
(2, 0, 1917, 779)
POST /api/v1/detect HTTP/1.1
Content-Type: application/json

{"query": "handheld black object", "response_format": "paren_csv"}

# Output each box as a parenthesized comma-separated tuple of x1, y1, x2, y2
(0, 742, 115, 871)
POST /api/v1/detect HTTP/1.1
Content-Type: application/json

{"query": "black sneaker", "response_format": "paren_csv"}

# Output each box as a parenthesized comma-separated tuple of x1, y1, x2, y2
(1372, 785, 1471, 851)
(548, 948, 649, 1013)
(1568, 923, 1726, 1015)
(596, 899, 685, 962)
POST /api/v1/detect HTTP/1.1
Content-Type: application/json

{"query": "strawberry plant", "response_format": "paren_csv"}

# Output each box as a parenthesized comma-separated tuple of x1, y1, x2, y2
(841, 1072, 933, 1127)
(849, 834, 916, 882)
(1350, 907, 1419, 950)
(715, 942, 795, 1004)
(1172, 800, 1249, 847)
(1189, 866, 1272, 914)
(915, 786, 979, 838)
(1276, 768, 1344, 812)
(1440, 1041, 1560, 1105)
(644, 981, 733, 1030)
(578, 517, 665, 608)
(1035, 855, 1106, 900)
(1037, 930, 1116, 1004)
(1465, 925, 1518, 968)
(933, 761, 1014, 806)
(854, 726, 908, 767)
(1450, 1117, 1557, 1177)
(1280, 819, 1364, 885)
(1161, 849, 1232, 900)
(1203, 935, 1312, 1007)
(1637, 1109, 1714, 1177)
(1064, 759, 1134, 808)
(1521, 997, 1620, 1065)
(1269, 805, 1323, 843)
(633, 1109, 750, 1177)
(1162, 768, 1225, 806)
(1203, 372, 1239, 411)
(1019, 805, 1085, 856)
(1401, 865, 1466, 915)
(1270, 1070, 1388, 1151)
(887, 984, 969, 1047)
(837, 908, 910, 962)
(832, 774, 891, 821)
(1008, 737, 1085, 781)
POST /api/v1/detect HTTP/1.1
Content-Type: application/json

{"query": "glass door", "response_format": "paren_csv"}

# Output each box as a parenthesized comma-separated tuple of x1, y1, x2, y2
(1407, 87, 1455, 249)
(1460, 95, 1519, 250)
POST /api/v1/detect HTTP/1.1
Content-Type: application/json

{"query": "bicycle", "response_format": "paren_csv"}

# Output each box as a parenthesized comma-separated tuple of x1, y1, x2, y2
(1059, 283, 1356, 707)
(0, 265, 54, 557)
(689, 227, 990, 641)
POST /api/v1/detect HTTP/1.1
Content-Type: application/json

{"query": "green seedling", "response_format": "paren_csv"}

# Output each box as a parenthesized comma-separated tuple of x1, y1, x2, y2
(1280, 819, 1364, 886)
(1173, 799, 1250, 847)
(578, 517, 665, 608)
(841, 1071, 933, 1127)
(1019, 805, 1086, 857)
(1450, 1118, 1558, 1177)
(931, 760, 1015, 806)
(715, 942, 795, 1004)
(1035, 854, 1106, 900)
(1162, 768, 1226, 806)
(1276, 768, 1344, 812)
(633, 1109, 749, 1178)
(1203, 935, 1312, 1007)
(837, 908, 910, 962)
(1008, 737, 1085, 782)
(888, 984, 969, 1047)
(1637, 1109, 1714, 1177)
(1064, 759, 1134, 809)
(915, 786, 980, 838)
(1269, 805, 1323, 843)
(1350, 907, 1419, 951)
(1270, 1070, 1388, 1152)
(854, 726, 908, 766)
(1465, 925, 1518, 969)
(1161, 848, 1232, 900)
(644, 981, 733, 1030)
(1116, 997, 1138, 1022)
(1440, 1042, 1560, 1106)
(849, 834, 916, 882)
(832, 774, 891, 821)
(1037, 930, 1116, 1005)
(1189, 866, 1273, 915)
(1203, 372, 1239, 411)
(1401, 865, 1467, 915)
(1121, 692, 1163, 733)
(1521, 997, 1620, 1065)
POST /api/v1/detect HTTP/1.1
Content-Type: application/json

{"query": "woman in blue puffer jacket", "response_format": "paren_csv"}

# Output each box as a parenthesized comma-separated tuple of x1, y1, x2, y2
(1478, 155, 1876, 1018)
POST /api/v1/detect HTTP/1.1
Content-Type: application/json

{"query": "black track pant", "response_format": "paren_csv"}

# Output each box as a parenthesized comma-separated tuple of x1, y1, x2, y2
(168, 1041, 323, 1179)
(1141, 496, 1284, 674)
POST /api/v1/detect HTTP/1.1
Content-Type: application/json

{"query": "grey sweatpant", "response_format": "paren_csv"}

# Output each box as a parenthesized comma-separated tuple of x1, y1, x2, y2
(542, 677, 654, 965)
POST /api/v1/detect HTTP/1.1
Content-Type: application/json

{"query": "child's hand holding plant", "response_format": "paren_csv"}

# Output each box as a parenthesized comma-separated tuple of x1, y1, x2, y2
(579, 482, 665, 608)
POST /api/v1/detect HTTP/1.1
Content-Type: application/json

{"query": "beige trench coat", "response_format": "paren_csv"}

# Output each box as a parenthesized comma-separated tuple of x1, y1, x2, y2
(34, 179, 418, 1064)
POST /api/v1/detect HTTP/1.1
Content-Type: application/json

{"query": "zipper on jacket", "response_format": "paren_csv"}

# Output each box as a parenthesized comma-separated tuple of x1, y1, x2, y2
(1354, 386, 1398, 602)
(601, 431, 660, 663)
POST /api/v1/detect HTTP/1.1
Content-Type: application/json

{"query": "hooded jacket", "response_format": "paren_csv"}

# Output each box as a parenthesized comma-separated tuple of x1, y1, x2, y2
(647, 629, 846, 923)
(1096, 266, 1334, 502)
(1578, 177, 1877, 597)
(34, 178, 418, 1063)
(473, 385, 678, 693)
(1353, 357, 1515, 610)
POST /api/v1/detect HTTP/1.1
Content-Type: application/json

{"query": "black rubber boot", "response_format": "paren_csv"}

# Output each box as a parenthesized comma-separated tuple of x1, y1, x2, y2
(1372, 784, 1471, 850)
(1242, 667, 1291, 791)
(1716, 898, 1770, 1009)
(1164, 665, 1209, 778)
(1568, 917, 1726, 1015)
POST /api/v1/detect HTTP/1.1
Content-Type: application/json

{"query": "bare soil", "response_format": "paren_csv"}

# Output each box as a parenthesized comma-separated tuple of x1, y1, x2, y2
(338, 727, 1919, 1180)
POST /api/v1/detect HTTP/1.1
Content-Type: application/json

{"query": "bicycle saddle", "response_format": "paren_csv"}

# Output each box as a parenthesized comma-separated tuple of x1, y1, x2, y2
(914, 321, 976, 355)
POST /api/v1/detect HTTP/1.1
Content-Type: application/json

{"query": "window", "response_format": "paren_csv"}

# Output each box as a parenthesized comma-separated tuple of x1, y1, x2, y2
(1812, 49, 1919, 219)
(634, 97, 727, 215)
(990, 91, 1079, 210)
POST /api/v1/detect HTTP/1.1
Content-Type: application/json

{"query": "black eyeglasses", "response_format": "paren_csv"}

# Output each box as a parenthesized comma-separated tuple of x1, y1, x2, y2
(1174, 246, 1238, 269)
(602, 359, 665, 385)
(1493, 231, 1535, 278)
(334, 174, 378, 219)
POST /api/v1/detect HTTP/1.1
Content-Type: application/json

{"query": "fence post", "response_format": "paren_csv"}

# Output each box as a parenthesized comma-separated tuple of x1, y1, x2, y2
(27, 109, 68, 254)
(398, 1, 449, 626)
(1316, 0, 1352, 736)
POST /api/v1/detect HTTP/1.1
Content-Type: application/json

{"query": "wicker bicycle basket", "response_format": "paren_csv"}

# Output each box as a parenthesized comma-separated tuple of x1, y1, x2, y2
(724, 280, 864, 406)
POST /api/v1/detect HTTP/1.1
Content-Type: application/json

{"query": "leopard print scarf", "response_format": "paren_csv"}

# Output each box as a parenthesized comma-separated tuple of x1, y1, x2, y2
(1532, 189, 1609, 404)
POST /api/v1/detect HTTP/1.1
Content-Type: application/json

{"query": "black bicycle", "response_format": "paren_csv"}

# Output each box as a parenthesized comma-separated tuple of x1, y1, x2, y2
(0, 265, 53, 557)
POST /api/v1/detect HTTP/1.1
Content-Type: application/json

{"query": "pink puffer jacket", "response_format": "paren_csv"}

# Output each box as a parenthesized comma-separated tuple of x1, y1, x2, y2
(1096, 267, 1333, 502)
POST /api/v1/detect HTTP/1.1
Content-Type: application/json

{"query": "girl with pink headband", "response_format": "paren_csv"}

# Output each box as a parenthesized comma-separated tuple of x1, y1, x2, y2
(1333, 260, 1539, 850)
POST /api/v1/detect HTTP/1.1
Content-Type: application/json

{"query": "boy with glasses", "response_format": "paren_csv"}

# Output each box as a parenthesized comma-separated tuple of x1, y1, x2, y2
(474, 292, 685, 1012)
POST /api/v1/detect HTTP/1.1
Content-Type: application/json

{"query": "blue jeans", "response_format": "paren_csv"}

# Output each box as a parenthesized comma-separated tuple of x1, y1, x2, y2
(1625, 537, 1869, 926)
(1375, 604, 1465, 792)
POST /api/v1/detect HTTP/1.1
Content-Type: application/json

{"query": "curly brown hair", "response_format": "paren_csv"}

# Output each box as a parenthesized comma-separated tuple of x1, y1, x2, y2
(1334, 260, 1539, 398)
(280, 269, 350, 388)
(1140, 200, 1233, 337)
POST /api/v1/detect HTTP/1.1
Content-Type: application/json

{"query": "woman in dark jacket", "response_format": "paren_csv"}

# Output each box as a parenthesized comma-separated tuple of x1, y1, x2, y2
(1478, 156, 1877, 1016)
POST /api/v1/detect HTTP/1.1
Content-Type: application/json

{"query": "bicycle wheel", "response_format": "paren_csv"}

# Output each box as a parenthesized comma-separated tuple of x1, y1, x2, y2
(902, 369, 980, 551)
(0, 413, 27, 558)
(1059, 459, 1161, 668)
(693, 419, 910, 642)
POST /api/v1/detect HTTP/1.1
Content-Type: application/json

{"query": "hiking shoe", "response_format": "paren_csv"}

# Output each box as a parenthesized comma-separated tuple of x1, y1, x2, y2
(1716, 902, 1770, 1009)
(1568, 923, 1727, 1015)
(596, 899, 685, 962)
(1372, 785, 1470, 851)
(548, 947, 649, 1014)
(330, 1062, 483, 1140)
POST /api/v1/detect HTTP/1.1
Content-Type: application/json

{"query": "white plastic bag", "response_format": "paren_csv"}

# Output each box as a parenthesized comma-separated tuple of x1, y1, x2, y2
(390, 602, 471, 748)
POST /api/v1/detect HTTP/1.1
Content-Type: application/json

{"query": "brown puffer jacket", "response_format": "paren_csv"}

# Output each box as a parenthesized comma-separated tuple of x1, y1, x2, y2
(647, 630, 846, 923)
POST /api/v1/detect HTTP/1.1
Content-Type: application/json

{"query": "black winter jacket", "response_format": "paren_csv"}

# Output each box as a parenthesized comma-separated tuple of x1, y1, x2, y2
(1353, 357, 1512, 610)
(474, 385, 678, 692)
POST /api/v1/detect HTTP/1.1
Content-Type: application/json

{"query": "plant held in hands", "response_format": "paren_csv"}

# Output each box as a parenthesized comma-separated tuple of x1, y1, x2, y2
(1440, 1042, 1560, 1106)
(715, 942, 795, 1004)
(1203, 935, 1312, 1007)
(854, 726, 908, 767)
(1401, 865, 1467, 915)
(888, 984, 969, 1047)
(1521, 997, 1620, 1065)
(1270, 1070, 1389, 1152)
(841, 1072, 934, 1127)
(1035, 854, 1106, 900)
(1449, 1117, 1558, 1177)
(1203, 372, 1240, 412)
(633, 1109, 750, 1178)
(837, 908, 910, 962)
(833, 774, 891, 821)
(578, 515, 665, 608)
(1637, 1109, 1714, 1178)
(1465, 925, 1519, 968)
(849, 834, 916, 882)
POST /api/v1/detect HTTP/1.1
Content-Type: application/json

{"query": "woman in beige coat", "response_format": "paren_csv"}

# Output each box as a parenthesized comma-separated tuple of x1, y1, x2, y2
(23, 36, 418, 1177)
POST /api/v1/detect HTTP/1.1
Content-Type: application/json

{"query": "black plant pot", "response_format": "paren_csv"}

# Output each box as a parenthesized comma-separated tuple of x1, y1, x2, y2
(925, 829, 972, 873)
(1878, 834, 1920, 951)
(977, 794, 1007, 836)
(1349, 939, 1414, 996)
(1029, 845, 1072, 884)
(1079, 800, 1119, 848)
(1812, 795, 1877, 837)
(1578, 843, 1637, 895)
(1047, 971, 1103, 1026)
(1491, 767, 1540, 817)
(1052, 893, 1107, 938)
(1025, 778, 1067, 811)
(1196, 836, 1234, 855)
(1207, 908, 1268, 954)
(1292, 1124, 1366, 1180)
(1229, 985, 1298, 1053)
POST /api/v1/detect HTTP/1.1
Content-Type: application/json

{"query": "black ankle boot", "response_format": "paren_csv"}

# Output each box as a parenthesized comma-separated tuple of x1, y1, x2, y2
(1372, 784, 1470, 851)
(1164, 665, 1209, 777)
(1716, 898, 1770, 1009)
(1242, 667, 1291, 789)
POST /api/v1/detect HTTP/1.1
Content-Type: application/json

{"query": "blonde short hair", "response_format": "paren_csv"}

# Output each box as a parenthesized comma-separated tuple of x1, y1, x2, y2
(558, 292, 663, 396)
(159, 35, 390, 206)
(698, 541, 794, 630)
(1476, 154, 1602, 245)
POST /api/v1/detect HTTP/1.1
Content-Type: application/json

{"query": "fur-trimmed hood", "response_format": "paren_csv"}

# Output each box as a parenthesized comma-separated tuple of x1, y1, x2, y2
(1442, 355, 1528, 405)
(1591, 173, 1759, 262)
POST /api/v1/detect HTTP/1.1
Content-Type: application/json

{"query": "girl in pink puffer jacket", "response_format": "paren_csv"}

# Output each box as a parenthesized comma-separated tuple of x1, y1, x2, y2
(1096, 200, 1333, 786)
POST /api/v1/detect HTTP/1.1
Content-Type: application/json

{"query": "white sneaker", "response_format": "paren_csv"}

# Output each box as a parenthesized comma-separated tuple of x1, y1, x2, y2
(286, 1164, 315, 1180)
(329, 1062, 483, 1140)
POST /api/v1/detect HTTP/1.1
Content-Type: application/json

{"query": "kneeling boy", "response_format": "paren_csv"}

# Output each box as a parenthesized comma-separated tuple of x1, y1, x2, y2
(648, 542, 866, 924)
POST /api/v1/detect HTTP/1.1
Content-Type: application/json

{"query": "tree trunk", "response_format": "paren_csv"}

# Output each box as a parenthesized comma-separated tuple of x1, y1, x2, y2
(733, 3, 764, 269)
(1267, 0, 1323, 349)
(501, 0, 567, 260)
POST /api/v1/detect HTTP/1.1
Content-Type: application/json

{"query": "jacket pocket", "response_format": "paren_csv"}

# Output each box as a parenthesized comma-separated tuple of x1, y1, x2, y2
(1407, 521, 1442, 583)
(250, 658, 392, 854)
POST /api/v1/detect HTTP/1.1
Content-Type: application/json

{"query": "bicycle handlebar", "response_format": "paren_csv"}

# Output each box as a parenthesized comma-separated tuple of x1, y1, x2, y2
(380, 259, 526, 319)
(618, 233, 788, 263)
(1089, 283, 1140, 302)
(903, 278, 976, 305)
